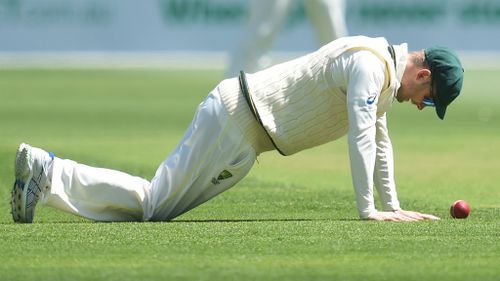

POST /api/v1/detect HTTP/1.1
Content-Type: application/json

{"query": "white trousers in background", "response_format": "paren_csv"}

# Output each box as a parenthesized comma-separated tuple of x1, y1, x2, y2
(226, 0, 348, 77)
(42, 92, 257, 221)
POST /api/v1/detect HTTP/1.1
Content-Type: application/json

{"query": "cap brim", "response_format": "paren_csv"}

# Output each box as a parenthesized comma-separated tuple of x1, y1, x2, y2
(434, 96, 446, 120)
(431, 79, 447, 120)
(436, 105, 446, 120)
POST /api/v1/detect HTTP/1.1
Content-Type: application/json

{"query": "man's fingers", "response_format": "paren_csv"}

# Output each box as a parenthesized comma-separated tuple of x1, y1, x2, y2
(367, 210, 439, 222)
(395, 210, 440, 221)
(399, 211, 424, 220)
(420, 213, 441, 220)
(385, 212, 417, 222)
(397, 214, 418, 222)
(406, 211, 440, 220)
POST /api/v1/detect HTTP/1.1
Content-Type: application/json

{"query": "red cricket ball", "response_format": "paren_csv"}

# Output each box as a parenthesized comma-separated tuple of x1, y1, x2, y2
(450, 200, 471, 219)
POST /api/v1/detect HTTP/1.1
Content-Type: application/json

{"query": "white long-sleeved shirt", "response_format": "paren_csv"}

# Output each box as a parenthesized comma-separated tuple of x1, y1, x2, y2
(219, 36, 408, 219)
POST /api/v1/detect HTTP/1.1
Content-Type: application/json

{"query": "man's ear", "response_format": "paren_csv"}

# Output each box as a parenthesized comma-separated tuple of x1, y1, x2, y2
(416, 69, 432, 82)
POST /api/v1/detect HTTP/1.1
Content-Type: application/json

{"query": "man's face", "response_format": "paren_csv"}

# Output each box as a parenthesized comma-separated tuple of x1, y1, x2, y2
(409, 83, 434, 110)
(397, 69, 434, 111)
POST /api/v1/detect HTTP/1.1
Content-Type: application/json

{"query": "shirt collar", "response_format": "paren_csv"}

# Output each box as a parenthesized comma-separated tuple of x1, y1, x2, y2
(392, 43, 408, 84)
(390, 43, 408, 102)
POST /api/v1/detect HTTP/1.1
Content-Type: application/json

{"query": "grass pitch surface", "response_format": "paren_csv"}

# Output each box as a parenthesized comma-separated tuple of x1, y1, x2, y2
(0, 69, 499, 281)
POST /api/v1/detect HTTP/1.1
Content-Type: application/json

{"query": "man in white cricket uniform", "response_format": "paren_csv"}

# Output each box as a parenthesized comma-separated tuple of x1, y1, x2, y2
(11, 36, 464, 223)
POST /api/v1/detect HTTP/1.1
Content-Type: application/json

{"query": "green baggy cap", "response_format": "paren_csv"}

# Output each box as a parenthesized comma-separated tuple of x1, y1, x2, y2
(424, 47, 464, 120)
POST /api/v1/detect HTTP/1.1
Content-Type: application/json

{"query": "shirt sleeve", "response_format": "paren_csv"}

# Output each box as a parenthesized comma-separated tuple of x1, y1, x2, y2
(374, 113, 401, 211)
(345, 51, 386, 219)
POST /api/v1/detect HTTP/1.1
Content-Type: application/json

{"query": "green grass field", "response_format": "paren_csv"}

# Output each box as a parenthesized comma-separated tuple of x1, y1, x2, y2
(0, 68, 499, 281)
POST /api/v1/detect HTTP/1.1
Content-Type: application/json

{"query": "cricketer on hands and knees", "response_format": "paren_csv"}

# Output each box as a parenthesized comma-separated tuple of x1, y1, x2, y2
(11, 36, 464, 223)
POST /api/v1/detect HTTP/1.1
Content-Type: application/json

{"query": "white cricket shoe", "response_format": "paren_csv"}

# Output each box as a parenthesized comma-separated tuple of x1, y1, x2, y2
(11, 143, 54, 223)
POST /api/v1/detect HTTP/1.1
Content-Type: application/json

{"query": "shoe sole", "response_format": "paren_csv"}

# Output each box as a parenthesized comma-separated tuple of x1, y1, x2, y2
(11, 144, 35, 223)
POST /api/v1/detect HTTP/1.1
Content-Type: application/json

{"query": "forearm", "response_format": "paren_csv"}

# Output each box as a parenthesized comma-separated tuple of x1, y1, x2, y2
(374, 115, 400, 211)
(348, 126, 377, 219)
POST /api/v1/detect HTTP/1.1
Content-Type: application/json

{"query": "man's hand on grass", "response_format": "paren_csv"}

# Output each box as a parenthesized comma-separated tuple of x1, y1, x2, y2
(367, 209, 440, 222)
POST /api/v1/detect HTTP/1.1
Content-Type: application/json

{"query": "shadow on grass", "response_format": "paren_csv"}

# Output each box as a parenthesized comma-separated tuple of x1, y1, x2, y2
(170, 218, 359, 223)
(1, 218, 360, 225)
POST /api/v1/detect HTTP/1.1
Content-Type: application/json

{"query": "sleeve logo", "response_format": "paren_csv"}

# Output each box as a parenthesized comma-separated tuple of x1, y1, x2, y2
(366, 95, 377, 105)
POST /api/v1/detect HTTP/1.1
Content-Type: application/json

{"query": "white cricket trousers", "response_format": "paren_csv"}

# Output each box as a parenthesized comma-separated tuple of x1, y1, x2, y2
(42, 91, 258, 221)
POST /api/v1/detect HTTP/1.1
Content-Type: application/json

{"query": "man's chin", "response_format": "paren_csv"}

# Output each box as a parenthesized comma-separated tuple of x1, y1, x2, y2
(395, 92, 404, 103)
